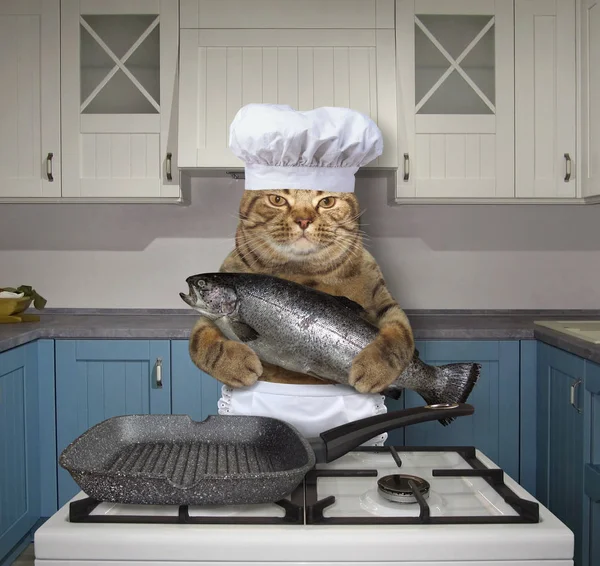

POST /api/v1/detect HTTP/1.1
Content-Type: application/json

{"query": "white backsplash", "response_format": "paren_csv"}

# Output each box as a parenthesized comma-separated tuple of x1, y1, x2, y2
(0, 176, 599, 309)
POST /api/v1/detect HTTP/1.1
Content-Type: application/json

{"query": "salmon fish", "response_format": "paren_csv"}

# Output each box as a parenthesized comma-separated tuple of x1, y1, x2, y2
(180, 272, 479, 425)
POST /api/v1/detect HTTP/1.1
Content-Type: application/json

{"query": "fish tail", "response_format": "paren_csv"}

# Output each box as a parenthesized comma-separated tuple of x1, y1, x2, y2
(419, 362, 481, 426)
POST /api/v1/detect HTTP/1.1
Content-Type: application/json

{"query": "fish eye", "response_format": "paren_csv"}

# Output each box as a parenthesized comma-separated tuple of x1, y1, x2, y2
(318, 196, 336, 209)
(268, 194, 287, 207)
(198, 280, 206, 288)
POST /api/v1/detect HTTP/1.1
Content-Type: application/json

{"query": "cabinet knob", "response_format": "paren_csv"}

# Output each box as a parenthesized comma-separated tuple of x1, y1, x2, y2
(155, 357, 163, 389)
(570, 378, 582, 413)
(46, 152, 54, 182)
(564, 153, 572, 182)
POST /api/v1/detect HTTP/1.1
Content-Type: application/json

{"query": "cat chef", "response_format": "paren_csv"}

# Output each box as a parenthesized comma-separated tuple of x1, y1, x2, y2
(217, 103, 389, 445)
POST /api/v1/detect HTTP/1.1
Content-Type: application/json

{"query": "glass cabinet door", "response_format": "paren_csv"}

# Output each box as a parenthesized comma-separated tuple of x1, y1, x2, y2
(415, 14, 495, 115)
(61, 0, 179, 200)
(396, 0, 514, 200)
(80, 14, 161, 115)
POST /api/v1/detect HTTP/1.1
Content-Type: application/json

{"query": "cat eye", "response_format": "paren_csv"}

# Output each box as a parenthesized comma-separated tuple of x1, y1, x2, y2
(318, 196, 336, 209)
(268, 194, 287, 207)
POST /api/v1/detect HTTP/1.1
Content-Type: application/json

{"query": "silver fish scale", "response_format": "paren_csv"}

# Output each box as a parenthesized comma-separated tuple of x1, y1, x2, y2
(207, 273, 479, 409)
(230, 277, 375, 381)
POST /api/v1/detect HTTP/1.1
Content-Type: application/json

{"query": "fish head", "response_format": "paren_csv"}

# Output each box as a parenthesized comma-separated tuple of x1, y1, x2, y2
(180, 273, 238, 319)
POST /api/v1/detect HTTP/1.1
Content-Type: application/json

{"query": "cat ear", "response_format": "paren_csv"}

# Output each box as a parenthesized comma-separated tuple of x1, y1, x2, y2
(230, 321, 260, 342)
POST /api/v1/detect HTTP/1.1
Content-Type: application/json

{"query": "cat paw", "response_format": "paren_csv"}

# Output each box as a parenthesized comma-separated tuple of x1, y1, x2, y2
(349, 340, 403, 394)
(211, 340, 263, 388)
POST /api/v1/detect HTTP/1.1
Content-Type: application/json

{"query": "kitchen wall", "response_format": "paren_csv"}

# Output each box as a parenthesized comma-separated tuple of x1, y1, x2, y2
(1, 174, 599, 310)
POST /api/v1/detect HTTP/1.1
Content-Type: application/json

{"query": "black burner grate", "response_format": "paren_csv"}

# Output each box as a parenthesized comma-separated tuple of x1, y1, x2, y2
(66, 446, 539, 526)
(304, 446, 540, 525)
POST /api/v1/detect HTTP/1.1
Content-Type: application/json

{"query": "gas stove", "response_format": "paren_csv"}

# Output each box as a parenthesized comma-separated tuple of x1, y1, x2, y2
(34, 446, 574, 565)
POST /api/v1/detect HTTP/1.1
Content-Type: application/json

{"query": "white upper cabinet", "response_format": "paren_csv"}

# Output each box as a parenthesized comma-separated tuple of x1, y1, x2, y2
(581, 0, 600, 201)
(395, 0, 515, 202)
(178, 0, 398, 170)
(0, 1, 60, 199)
(515, 0, 577, 200)
(60, 0, 179, 200)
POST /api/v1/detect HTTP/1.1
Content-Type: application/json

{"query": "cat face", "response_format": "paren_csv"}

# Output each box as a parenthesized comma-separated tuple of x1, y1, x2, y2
(238, 189, 360, 260)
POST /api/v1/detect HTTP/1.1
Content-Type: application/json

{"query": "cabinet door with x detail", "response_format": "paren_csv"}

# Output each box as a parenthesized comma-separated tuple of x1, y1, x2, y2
(60, 0, 179, 199)
(395, 0, 514, 201)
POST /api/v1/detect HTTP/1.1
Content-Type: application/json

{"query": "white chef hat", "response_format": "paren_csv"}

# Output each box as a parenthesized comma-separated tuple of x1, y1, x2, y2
(228, 103, 383, 193)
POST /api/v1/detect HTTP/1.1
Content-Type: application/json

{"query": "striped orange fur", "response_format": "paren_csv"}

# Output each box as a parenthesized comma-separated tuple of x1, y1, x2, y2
(189, 189, 415, 393)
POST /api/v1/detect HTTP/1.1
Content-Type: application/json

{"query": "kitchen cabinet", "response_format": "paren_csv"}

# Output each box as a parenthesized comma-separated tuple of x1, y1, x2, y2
(60, 0, 180, 200)
(171, 339, 222, 420)
(583, 360, 600, 566)
(0, 0, 61, 199)
(581, 0, 600, 202)
(395, 0, 515, 201)
(0, 342, 40, 561)
(177, 0, 398, 170)
(386, 340, 521, 481)
(54, 340, 171, 507)
(537, 342, 585, 566)
(515, 0, 577, 199)
(394, 0, 585, 204)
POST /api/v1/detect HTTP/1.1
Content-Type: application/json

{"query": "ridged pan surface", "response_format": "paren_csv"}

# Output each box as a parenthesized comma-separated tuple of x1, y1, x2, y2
(59, 414, 316, 505)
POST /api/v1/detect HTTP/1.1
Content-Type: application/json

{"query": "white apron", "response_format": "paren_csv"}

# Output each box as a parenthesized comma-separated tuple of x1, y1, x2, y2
(217, 381, 388, 446)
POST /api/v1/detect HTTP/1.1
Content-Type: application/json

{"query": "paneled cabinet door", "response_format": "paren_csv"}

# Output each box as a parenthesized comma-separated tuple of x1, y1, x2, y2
(388, 341, 520, 481)
(581, 0, 600, 200)
(537, 343, 584, 566)
(515, 0, 577, 199)
(395, 0, 514, 201)
(583, 361, 600, 566)
(0, 1, 60, 199)
(178, 0, 397, 169)
(0, 344, 40, 561)
(55, 340, 171, 506)
(171, 339, 222, 421)
(60, 0, 179, 199)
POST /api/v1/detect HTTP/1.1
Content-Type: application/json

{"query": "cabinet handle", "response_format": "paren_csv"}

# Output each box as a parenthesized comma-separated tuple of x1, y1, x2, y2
(166, 153, 172, 181)
(564, 153, 572, 182)
(403, 153, 410, 181)
(570, 379, 582, 413)
(155, 357, 163, 389)
(46, 152, 54, 182)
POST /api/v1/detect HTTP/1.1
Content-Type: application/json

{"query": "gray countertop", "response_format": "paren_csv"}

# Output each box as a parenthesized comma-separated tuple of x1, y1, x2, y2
(1, 310, 599, 364)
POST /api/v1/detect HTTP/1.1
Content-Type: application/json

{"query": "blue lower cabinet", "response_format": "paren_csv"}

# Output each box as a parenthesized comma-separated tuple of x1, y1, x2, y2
(55, 340, 171, 507)
(171, 340, 221, 420)
(537, 342, 585, 566)
(584, 360, 600, 566)
(386, 340, 521, 481)
(0, 342, 40, 563)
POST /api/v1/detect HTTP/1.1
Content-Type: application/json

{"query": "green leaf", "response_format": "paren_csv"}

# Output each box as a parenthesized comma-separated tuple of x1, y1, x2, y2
(1, 285, 47, 309)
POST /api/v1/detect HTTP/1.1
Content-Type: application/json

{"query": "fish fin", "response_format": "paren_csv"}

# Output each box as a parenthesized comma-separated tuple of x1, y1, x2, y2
(230, 321, 259, 343)
(418, 362, 481, 426)
(382, 387, 403, 400)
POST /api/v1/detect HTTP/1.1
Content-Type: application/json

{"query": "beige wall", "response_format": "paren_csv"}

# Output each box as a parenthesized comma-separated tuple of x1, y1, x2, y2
(1, 176, 599, 309)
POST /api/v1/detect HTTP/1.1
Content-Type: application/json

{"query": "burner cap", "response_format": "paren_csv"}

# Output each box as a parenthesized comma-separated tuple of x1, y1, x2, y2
(377, 474, 430, 504)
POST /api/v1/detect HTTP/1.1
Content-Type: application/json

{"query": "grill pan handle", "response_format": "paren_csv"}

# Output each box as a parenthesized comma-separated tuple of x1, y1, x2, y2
(311, 403, 474, 463)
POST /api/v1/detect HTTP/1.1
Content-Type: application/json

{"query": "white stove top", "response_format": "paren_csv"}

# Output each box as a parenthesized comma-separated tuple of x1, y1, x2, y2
(34, 448, 574, 565)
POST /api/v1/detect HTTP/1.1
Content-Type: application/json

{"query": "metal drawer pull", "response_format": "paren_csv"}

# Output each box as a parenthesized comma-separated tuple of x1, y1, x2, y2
(155, 357, 163, 388)
(564, 153, 571, 182)
(47, 152, 54, 182)
(570, 379, 582, 413)
(403, 153, 410, 181)
(166, 153, 172, 181)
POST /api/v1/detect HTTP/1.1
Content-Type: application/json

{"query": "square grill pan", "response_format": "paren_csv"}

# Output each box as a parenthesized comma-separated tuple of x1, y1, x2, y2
(59, 414, 316, 506)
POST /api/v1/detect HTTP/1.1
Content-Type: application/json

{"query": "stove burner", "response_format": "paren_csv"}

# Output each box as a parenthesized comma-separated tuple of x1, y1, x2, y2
(377, 474, 430, 504)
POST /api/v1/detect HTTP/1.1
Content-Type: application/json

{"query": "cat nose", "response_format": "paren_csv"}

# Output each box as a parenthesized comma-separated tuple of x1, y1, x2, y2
(296, 218, 312, 230)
